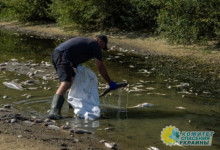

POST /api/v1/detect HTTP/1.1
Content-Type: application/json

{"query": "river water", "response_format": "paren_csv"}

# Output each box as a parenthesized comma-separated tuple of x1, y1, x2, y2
(0, 30, 219, 150)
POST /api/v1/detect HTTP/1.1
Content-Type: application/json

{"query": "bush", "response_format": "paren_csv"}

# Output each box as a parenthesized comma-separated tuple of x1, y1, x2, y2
(128, 0, 159, 32)
(157, 0, 220, 44)
(14, 0, 54, 21)
(1, 0, 219, 44)
(0, 1, 5, 12)
(0, 0, 17, 20)
(50, 0, 159, 31)
(50, 0, 102, 30)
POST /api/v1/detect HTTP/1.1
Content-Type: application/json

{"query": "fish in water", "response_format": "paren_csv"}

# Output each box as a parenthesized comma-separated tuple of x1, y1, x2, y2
(104, 142, 117, 149)
(128, 103, 153, 108)
(3, 82, 23, 91)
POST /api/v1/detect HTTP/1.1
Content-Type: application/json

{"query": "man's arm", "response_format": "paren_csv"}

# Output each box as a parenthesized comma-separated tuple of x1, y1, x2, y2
(95, 58, 112, 84)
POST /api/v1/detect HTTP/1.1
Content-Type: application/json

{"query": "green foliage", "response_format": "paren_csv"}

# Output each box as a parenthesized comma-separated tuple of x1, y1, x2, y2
(0, 0, 54, 21)
(0, 0, 219, 43)
(14, 0, 54, 21)
(0, 1, 5, 12)
(50, 0, 158, 31)
(0, 0, 17, 20)
(50, 0, 103, 29)
(128, 0, 159, 31)
(157, 0, 220, 44)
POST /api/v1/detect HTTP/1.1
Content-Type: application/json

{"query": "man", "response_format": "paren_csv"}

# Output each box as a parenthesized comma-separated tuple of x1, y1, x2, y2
(48, 35, 118, 120)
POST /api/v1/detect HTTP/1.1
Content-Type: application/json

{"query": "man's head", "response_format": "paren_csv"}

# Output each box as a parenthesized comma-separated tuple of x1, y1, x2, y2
(96, 35, 108, 50)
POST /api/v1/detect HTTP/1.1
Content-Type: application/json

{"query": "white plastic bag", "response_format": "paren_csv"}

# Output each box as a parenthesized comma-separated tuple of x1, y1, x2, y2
(67, 65, 100, 120)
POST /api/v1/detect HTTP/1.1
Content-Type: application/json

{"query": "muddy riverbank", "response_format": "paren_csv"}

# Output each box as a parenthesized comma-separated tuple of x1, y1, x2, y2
(0, 104, 109, 150)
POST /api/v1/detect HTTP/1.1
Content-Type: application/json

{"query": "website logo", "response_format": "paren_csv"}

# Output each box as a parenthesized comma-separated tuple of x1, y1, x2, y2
(161, 125, 214, 146)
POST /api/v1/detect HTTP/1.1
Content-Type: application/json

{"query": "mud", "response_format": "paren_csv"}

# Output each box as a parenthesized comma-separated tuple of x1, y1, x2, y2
(0, 105, 108, 150)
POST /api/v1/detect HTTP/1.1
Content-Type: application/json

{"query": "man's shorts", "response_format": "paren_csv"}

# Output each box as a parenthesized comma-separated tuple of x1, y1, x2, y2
(52, 50, 75, 82)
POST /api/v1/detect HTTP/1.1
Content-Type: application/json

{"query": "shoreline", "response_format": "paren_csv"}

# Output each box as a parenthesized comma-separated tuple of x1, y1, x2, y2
(0, 21, 220, 65)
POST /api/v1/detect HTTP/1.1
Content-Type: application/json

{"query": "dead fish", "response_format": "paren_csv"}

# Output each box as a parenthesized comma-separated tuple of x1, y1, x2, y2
(22, 80, 35, 85)
(70, 128, 92, 134)
(3, 81, 23, 91)
(176, 106, 186, 110)
(45, 62, 52, 67)
(128, 103, 153, 108)
(104, 142, 117, 149)
(99, 82, 128, 97)
(61, 125, 71, 130)
(0, 108, 11, 112)
(175, 83, 190, 88)
(146, 87, 155, 90)
(11, 58, 18, 62)
(34, 119, 43, 123)
(3, 104, 12, 109)
(42, 74, 51, 80)
(146, 146, 159, 150)
(104, 127, 114, 131)
(10, 118, 17, 123)
(100, 139, 107, 143)
(17, 135, 23, 138)
(2, 95, 7, 99)
(48, 125, 60, 130)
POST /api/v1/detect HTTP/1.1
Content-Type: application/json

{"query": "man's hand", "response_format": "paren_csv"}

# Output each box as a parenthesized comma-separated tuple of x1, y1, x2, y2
(95, 59, 112, 83)
(109, 81, 118, 90)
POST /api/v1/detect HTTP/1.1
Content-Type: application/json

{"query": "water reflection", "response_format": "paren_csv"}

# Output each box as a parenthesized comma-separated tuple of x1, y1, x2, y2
(65, 118, 100, 129)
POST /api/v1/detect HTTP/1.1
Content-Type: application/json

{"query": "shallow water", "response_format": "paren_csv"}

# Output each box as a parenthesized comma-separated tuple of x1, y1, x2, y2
(0, 30, 219, 150)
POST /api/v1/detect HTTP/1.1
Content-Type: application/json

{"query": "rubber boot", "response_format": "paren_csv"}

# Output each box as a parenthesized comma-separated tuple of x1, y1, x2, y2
(48, 94, 65, 120)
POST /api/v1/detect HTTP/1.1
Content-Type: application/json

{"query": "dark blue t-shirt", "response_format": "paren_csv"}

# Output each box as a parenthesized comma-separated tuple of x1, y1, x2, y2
(55, 37, 102, 66)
